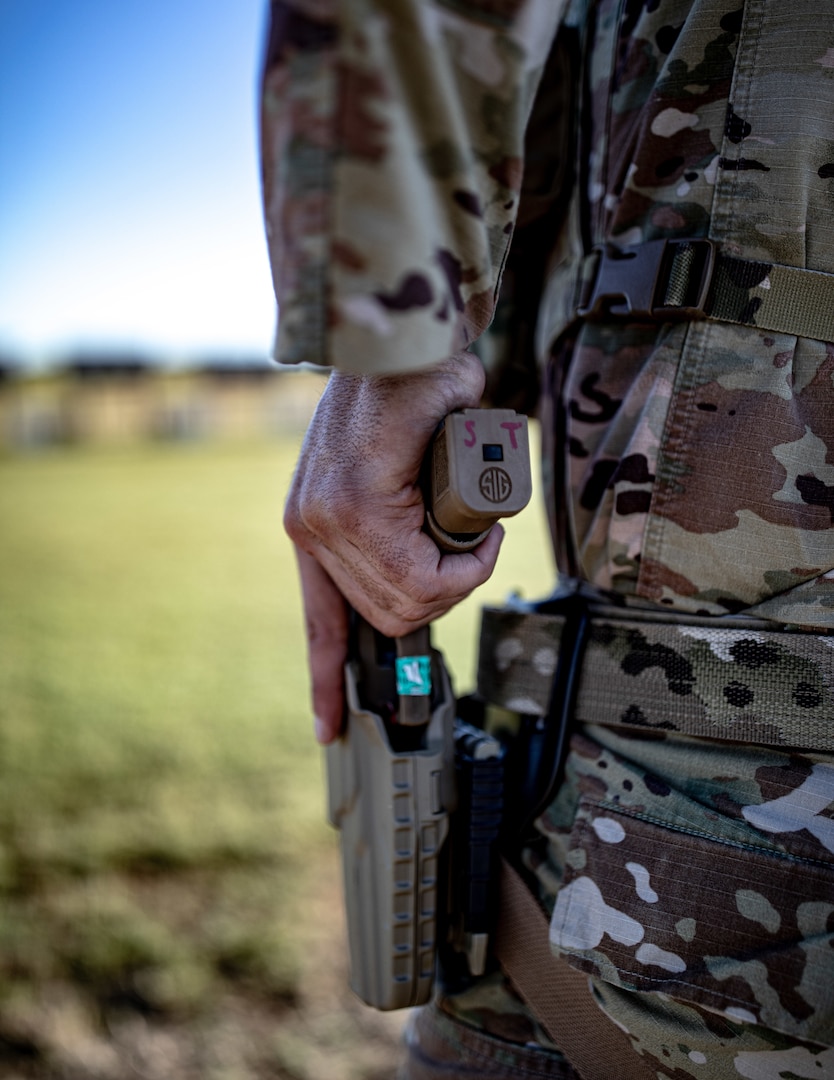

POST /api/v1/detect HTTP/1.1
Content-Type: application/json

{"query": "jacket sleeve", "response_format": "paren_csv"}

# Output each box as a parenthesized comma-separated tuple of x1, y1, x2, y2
(260, 0, 564, 373)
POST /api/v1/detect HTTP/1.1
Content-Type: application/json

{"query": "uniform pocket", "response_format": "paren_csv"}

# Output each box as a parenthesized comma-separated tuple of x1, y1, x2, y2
(548, 794, 834, 1045)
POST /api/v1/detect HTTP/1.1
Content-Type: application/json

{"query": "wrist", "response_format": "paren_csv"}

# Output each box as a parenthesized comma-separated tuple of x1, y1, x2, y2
(327, 352, 485, 433)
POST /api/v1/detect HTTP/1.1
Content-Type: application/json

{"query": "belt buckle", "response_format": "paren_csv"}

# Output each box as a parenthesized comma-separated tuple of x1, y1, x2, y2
(577, 238, 715, 321)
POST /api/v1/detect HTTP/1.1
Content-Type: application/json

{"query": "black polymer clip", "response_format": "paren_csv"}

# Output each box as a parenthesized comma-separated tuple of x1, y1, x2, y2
(511, 581, 592, 843)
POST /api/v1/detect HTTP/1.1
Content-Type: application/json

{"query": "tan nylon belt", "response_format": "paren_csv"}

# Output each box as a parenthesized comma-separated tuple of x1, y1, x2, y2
(495, 857, 657, 1080)
(477, 605, 834, 751)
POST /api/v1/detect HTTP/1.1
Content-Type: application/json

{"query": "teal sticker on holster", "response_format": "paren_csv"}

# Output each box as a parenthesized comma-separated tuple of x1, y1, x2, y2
(396, 655, 432, 697)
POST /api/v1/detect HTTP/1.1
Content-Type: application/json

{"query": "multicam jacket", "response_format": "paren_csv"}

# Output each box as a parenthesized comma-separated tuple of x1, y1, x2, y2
(260, 0, 834, 626)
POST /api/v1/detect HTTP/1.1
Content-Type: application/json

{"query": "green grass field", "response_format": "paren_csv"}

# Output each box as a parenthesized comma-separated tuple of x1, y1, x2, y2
(0, 436, 553, 1078)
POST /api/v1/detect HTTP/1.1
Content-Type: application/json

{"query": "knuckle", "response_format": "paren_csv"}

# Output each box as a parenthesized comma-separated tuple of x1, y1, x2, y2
(283, 498, 306, 544)
(309, 487, 363, 542)
(298, 498, 330, 539)
(283, 500, 321, 551)
(285, 481, 351, 547)
(282, 496, 305, 544)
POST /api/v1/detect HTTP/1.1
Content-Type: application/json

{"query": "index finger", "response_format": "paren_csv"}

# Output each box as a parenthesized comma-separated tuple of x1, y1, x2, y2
(295, 547, 350, 744)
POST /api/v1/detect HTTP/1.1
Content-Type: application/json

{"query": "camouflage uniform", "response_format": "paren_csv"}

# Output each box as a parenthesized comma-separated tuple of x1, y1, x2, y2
(262, 0, 834, 1075)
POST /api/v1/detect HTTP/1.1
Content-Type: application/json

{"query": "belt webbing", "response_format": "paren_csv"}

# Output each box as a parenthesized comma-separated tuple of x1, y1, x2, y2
(678, 246, 834, 341)
(578, 238, 834, 341)
(495, 858, 657, 1080)
(478, 606, 834, 751)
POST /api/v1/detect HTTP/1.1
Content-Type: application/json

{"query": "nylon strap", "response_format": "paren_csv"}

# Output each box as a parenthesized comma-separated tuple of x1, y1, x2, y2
(478, 606, 834, 750)
(577, 239, 834, 341)
(678, 249, 834, 342)
(495, 858, 656, 1080)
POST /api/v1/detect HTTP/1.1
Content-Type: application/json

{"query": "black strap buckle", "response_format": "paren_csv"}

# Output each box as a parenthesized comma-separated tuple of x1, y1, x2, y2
(577, 238, 715, 321)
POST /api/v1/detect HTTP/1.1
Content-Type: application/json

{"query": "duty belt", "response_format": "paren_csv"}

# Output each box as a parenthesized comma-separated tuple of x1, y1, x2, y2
(477, 587, 834, 753)
(576, 238, 834, 341)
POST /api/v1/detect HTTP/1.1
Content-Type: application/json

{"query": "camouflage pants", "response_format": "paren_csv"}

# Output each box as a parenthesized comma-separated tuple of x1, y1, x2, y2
(401, 725, 834, 1079)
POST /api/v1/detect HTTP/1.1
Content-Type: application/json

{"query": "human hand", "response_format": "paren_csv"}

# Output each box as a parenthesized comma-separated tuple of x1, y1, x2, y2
(284, 353, 505, 743)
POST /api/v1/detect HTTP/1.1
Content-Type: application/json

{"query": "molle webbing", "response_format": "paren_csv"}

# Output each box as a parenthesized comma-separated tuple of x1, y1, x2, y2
(478, 606, 834, 752)
(577, 239, 834, 341)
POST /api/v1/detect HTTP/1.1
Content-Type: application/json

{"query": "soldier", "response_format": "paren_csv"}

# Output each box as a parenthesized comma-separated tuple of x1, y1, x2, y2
(262, 0, 834, 1076)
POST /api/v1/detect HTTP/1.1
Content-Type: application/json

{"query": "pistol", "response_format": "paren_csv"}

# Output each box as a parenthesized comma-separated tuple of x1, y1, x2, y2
(326, 409, 532, 1010)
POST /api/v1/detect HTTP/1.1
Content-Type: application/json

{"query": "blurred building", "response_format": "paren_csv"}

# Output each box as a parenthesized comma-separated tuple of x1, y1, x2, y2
(0, 354, 325, 449)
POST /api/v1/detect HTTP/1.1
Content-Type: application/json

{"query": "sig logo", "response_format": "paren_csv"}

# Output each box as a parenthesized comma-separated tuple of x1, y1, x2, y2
(479, 467, 512, 504)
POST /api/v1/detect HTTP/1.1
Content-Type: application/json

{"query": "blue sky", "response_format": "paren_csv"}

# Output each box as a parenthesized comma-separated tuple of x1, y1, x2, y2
(0, 0, 278, 365)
